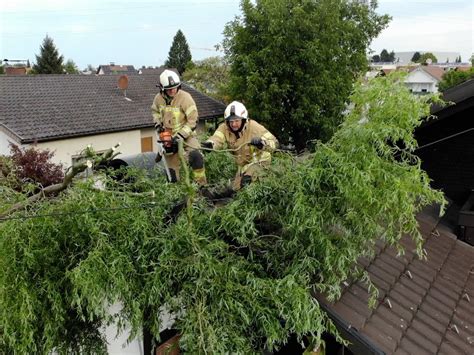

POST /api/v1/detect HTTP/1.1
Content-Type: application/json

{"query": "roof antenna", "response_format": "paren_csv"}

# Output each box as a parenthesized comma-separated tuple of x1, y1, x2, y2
(117, 75, 129, 98)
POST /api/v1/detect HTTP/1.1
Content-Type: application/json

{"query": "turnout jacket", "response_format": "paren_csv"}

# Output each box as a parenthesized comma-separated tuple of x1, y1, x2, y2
(151, 89, 198, 138)
(206, 119, 278, 174)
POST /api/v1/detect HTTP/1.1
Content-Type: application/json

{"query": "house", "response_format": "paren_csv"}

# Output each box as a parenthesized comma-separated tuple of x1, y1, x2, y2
(5, 67, 28, 75)
(416, 78, 474, 206)
(0, 74, 225, 168)
(312, 79, 474, 354)
(404, 65, 445, 93)
(96, 64, 137, 75)
(393, 52, 461, 65)
(138, 66, 170, 75)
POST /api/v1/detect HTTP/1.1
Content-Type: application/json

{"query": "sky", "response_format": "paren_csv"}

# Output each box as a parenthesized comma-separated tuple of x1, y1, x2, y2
(0, 0, 472, 70)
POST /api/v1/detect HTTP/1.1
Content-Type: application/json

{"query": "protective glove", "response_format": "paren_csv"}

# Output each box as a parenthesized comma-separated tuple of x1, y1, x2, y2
(250, 137, 264, 150)
(164, 136, 180, 154)
(201, 141, 214, 150)
(154, 122, 164, 133)
(155, 152, 162, 163)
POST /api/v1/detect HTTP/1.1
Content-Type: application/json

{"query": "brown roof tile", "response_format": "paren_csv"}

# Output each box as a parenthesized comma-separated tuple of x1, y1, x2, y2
(314, 205, 474, 354)
(363, 320, 399, 353)
(404, 327, 439, 354)
(398, 334, 433, 355)
(438, 340, 466, 355)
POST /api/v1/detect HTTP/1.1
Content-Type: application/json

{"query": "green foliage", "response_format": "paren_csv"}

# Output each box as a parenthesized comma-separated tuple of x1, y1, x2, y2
(0, 65, 4, 75)
(379, 49, 395, 62)
(0, 75, 445, 353)
(419, 52, 438, 64)
(32, 35, 64, 74)
(182, 56, 230, 102)
(371, 54, 381, 63)
(411, 51, 421, 63)
(438, 67, 474, 92)
(223, 0, 390, 150)
(64, 59, 80, 74)
(165, 30, 192, 75)
(0, 144, 64, 197)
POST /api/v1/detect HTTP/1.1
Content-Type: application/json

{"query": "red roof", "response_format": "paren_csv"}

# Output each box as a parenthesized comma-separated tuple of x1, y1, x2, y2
(315, 204, 474, 354)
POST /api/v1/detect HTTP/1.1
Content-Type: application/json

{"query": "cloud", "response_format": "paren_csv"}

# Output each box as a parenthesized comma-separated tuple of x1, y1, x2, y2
(372, 4, 473, 59)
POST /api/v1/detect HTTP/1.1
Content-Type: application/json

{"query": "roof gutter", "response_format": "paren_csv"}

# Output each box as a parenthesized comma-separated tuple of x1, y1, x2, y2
(316, 300, 385, 355)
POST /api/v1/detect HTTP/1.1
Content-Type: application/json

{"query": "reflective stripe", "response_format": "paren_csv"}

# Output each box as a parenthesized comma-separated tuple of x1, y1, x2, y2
(193, 168, 206, 178)
(260, 151, 271, 162)
(180, 125, 193, 136)
(262, 132, 276, 149)
(214, 131, 225, 142)
(185, 105, 197, 117)
(266, 139, 276, 149)
(152, 112, 161, 121)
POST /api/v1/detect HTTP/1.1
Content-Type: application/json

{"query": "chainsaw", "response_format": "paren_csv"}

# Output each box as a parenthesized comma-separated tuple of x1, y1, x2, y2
(156, 129, 174, 182)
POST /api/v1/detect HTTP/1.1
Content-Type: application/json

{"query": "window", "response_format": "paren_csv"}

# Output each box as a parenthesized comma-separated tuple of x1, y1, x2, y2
(141, 136, 153, 152)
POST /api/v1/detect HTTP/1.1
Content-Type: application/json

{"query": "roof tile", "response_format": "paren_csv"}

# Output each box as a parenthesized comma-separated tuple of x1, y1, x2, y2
(363, 320, 399, 353)
(444, 327, 474, 353)
(314, 205, 474, 354)
(405, 327, 439, 354)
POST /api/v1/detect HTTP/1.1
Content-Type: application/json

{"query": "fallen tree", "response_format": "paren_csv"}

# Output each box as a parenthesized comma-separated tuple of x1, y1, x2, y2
(0, 74, 445, 354)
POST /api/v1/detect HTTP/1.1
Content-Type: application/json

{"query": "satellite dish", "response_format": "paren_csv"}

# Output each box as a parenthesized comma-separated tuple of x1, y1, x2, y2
(118, 75, 129, 90)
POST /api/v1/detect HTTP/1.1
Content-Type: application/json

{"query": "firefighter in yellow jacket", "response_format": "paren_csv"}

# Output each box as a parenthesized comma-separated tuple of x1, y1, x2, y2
(201, 101, 278, 189)
(151, 69, 206, 185)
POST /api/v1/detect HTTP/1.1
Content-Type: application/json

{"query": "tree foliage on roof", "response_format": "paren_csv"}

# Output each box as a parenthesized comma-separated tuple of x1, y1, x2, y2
(438, 67, 474, 92)
(0, 74, 445, 353)
(32, 35, 64, 74)
(165, 30, 192, 75)
(222, 0, 391, 150)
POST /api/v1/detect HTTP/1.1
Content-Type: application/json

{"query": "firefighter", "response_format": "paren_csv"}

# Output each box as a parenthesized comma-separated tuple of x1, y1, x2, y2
(201, 101, 278, 189)
(151, 69, 206, 185)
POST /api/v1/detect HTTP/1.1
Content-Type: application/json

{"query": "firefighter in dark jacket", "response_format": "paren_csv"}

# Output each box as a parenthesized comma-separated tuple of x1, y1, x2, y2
(151, 69, 206, 185)
(202, 101, 278, 189)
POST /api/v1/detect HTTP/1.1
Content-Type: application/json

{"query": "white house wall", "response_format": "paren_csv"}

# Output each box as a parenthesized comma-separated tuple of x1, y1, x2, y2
(0, 130, 15, 156)
(35, 130, 144, 168)
(405, 70, 438, 93)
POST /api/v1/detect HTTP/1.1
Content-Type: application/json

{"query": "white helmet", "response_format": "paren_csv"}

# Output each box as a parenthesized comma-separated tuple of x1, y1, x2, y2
(159, 69, 181, 90)
(224, 101, 248, 121)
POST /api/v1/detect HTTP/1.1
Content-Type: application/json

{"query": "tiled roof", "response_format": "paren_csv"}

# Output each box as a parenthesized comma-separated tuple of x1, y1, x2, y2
(315, 205, 474, 354)
(421, 66, 445, 81)
(0, 74, 225, 143)
(138, 67, 177, 75)
(97, 65, 137, 75)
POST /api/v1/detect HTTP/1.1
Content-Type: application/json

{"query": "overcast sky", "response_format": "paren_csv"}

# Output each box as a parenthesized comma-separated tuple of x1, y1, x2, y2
(0, 0, 472, 69)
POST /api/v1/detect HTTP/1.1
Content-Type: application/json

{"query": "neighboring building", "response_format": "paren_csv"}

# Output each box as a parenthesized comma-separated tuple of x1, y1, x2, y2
(394, 51, 461, 65)
(0, 74, 225, 168)
(5, 67, 27, 75)
(313, 79, 474, 354)
(404, 66, 445, 93)
(97, 64, 137, 75)
(138, 66, 170, 75)
(416, 78, 474, 206)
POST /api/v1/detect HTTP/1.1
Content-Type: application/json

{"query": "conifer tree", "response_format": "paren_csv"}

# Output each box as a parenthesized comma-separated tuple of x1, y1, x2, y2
(411, 51, 421, 62)
(165, 30, 192, 75)
(32, 35, 64, 74)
